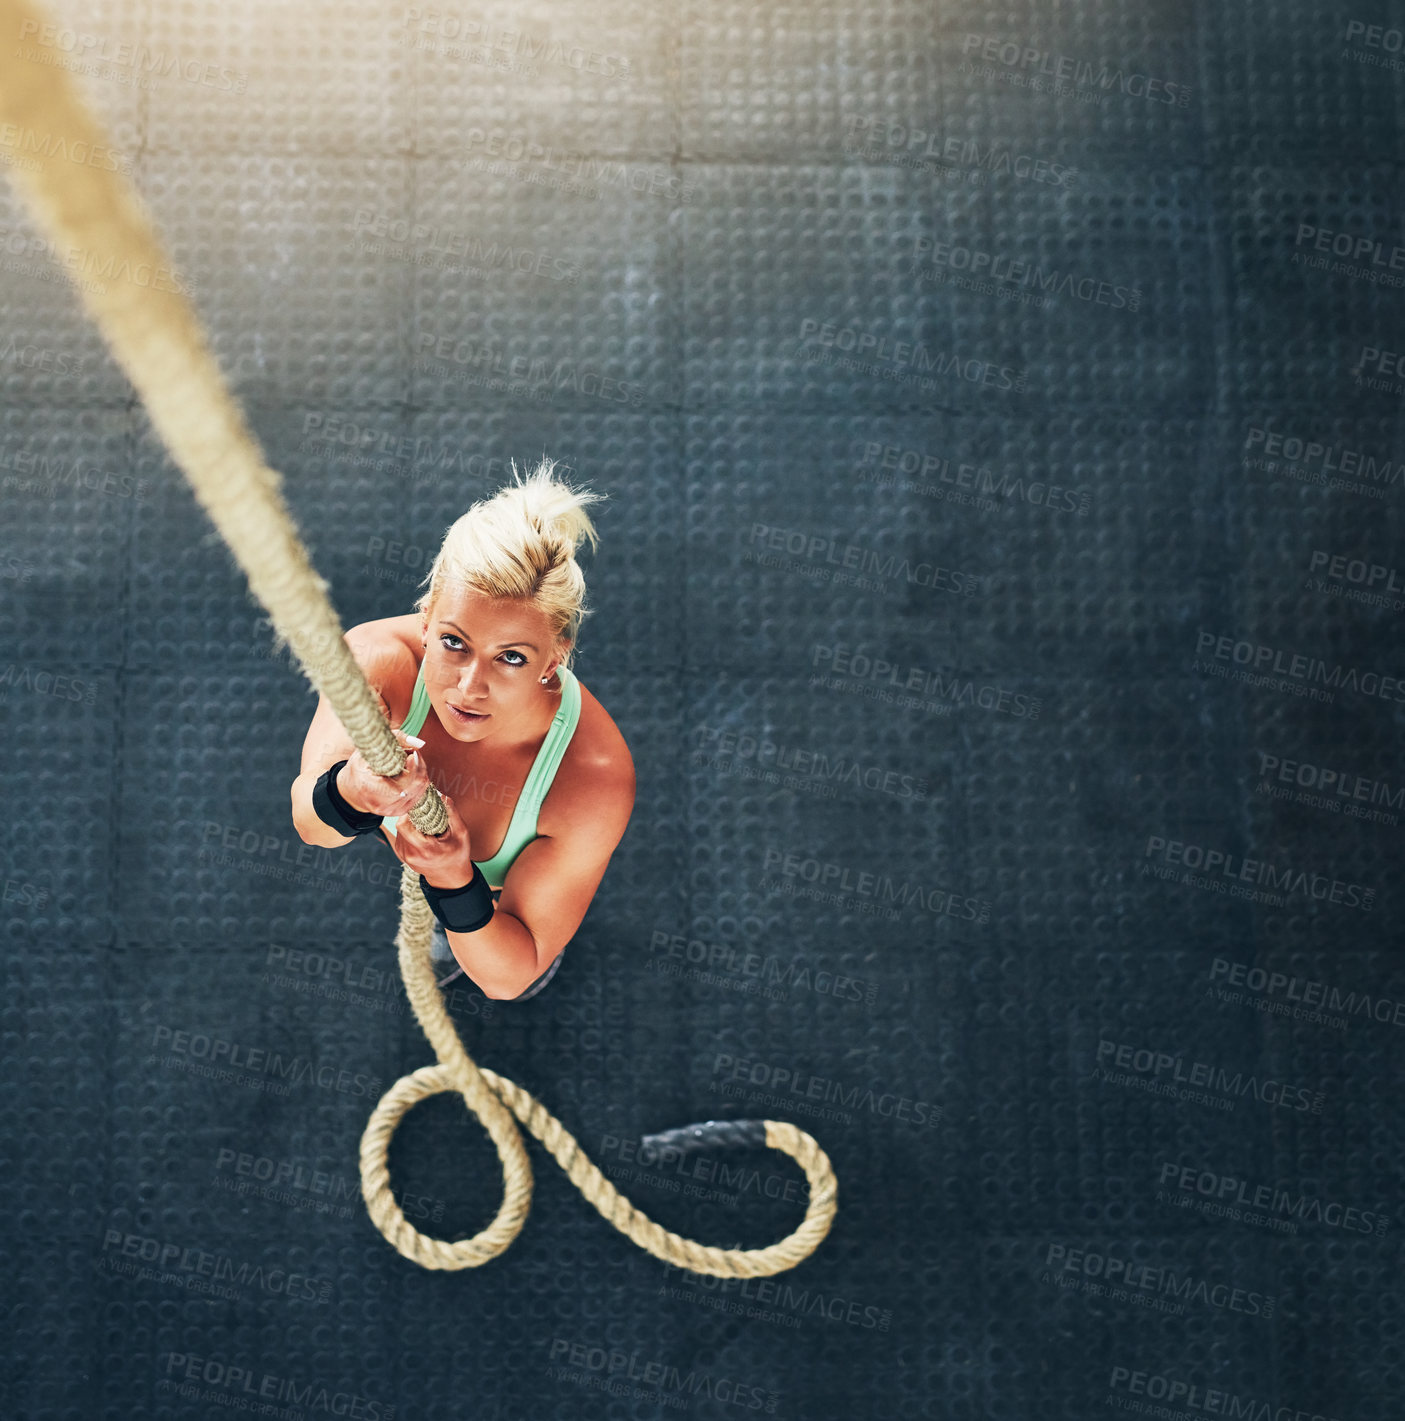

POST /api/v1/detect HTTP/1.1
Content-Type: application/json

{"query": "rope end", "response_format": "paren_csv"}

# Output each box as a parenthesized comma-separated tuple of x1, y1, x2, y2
(639, 1119, 768, 1159)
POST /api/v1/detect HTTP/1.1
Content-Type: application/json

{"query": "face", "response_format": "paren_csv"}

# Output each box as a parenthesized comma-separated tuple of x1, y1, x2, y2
(420, 586, 566, 741)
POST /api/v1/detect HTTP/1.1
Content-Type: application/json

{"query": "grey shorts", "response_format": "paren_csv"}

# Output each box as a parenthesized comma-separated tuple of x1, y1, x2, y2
(431, 923, 563, 1001)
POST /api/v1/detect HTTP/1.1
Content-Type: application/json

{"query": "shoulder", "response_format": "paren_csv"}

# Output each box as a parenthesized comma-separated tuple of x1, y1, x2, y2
(343, 614, 422, 723)
(541, 674, 636, 840)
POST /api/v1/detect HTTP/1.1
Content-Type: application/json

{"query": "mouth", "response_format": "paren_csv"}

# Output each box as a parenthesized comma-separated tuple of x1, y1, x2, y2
(446, 703, 489, 724)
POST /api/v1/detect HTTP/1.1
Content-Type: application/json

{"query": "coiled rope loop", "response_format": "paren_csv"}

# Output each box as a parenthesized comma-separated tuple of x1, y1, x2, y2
(365, 865, 838, 1274)
(0, 0, 838, 1276)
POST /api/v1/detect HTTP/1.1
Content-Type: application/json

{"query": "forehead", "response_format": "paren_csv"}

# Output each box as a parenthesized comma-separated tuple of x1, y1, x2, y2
(430, 585, 552, 639)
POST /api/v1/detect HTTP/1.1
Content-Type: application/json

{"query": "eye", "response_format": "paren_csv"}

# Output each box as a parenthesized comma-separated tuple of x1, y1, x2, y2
(439, 634, 464, 652)
(501, 650, 527, 667)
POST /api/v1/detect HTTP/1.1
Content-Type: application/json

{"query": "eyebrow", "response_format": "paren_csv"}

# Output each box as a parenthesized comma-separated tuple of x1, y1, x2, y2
(440, 620, 539, 652)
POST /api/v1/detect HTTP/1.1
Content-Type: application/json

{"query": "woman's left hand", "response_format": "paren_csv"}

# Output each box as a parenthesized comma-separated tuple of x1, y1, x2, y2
(386, 791, 477, 889)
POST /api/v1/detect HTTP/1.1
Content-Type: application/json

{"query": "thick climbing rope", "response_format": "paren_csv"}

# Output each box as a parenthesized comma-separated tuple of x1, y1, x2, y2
(0, 0, 837, 1276)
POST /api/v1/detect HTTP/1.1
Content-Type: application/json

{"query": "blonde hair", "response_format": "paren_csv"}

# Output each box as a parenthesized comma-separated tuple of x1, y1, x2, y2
(416, 458, 604, 674)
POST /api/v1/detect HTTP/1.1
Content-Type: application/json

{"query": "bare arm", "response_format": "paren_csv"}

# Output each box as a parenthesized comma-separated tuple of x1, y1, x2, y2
(451, 758, 637, 999)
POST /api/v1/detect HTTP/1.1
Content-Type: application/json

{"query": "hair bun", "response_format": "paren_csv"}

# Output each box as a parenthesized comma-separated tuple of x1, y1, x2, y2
(511, 458, 603, 558)
(414, 457, 606, 673)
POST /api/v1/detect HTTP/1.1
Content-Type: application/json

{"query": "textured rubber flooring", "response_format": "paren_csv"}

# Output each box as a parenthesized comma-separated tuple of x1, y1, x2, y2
(2, 1, 1404, 1418)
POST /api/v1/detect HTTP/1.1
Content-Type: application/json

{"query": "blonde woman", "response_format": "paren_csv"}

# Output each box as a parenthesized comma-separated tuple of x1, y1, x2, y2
(290, 460, 636, 1001)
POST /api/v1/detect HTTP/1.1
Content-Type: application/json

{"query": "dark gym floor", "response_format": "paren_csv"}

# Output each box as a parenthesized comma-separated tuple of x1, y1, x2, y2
(3, 1, 1404, 1418)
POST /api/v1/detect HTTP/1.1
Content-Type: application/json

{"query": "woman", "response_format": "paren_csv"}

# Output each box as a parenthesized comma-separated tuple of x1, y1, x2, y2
(290, 460, 636, 1001)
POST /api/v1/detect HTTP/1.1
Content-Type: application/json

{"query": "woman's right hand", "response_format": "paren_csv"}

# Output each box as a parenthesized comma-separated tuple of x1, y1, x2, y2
(335, 730, 432, 818)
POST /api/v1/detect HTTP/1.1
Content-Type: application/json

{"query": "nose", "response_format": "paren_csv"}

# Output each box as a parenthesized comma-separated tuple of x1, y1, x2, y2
(457, 657, 490, 700)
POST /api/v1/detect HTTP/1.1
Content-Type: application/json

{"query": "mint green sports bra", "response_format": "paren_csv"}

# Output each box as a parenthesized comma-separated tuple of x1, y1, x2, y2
(381, 660, 581, 888)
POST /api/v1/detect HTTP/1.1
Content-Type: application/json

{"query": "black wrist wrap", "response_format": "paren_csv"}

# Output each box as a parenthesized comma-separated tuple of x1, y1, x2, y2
(311, 759, 384, 837)
(420, 865, 495, 934)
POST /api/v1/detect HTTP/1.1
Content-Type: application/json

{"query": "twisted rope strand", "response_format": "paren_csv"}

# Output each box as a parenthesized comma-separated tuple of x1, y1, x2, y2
(0, 1, 838, 1276)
